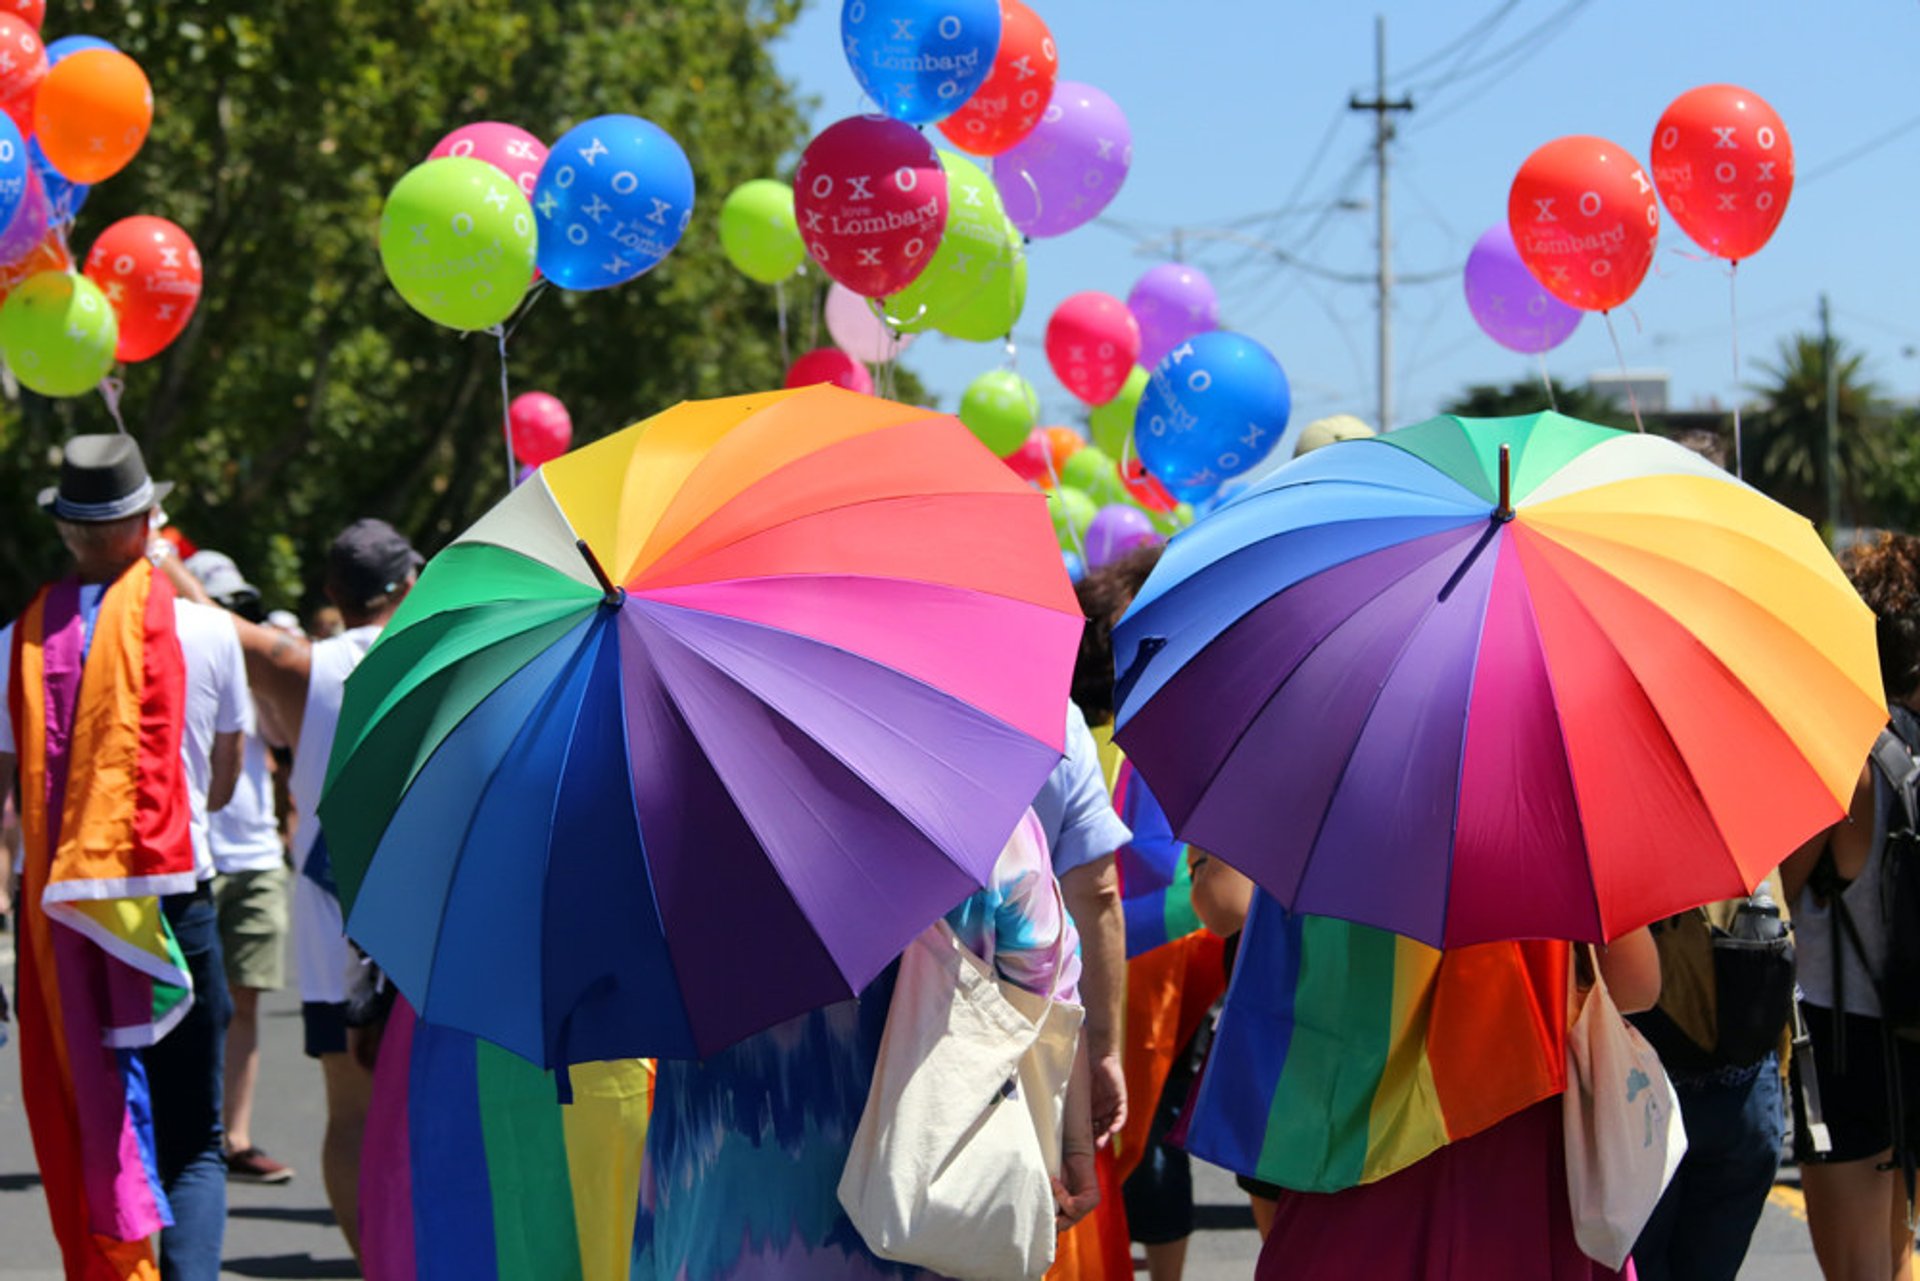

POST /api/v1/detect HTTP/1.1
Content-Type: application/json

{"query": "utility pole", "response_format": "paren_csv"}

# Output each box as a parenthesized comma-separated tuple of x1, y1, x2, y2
(1821, 292, 1841, 543)
(1350, 16, 1412, 433)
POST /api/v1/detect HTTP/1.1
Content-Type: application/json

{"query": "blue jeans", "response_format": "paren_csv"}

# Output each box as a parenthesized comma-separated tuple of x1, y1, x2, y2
(149, 889, 230, 1280)
(1631, 1056, 1783, 1281)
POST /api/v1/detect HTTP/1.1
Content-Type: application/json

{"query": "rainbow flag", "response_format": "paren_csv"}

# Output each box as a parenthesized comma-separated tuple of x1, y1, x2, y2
(1184, 892, 1568, 1193)
(1112, 760, 1207, 957)
(362, 999, 655, 1281)
(9, 563, 196, 1278)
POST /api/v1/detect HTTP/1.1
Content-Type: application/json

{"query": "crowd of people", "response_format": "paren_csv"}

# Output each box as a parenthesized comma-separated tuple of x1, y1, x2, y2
(1, 427, 1917, 1281)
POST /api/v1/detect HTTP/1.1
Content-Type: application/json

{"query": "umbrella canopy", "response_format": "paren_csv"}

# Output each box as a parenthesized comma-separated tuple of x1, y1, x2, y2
(318, 386, 1083, 1066)
(1113, 411, 1885, 947)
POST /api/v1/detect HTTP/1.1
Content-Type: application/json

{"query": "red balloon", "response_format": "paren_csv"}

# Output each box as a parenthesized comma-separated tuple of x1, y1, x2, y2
(83, 215, 202, 362)
(784, 346, 873, 395)
(1004, 429, 1055, 487)
(6, 0, 42, 31)
(1651, 85, 1793, 262)
(1508, 135, 1659, 313)
(937, 0, 1059, 156)
(794, 115, 948, 298)
(1046, 291, 1140, 405)
(0, 14, 44, 108)
(1121, 456, 1178, 513)
(508, 391, 572, 465)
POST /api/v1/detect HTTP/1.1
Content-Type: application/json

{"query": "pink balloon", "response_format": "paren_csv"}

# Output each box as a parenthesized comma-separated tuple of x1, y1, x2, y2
(429, 122, 549, 199)
(785, 346, 873, 395)
(1045, 291, 1140, 405)
(508, 391, 572, 465)
(825, 282, 914, 364)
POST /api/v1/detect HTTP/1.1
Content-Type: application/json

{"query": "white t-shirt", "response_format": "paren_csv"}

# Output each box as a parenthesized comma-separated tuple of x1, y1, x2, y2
(211, 719, 284, 875)
(0, 596, 252, 882)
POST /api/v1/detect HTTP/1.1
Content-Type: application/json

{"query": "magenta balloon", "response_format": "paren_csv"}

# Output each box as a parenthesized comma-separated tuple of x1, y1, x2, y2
(993, 82, 1131, 239)
(1084, 504, 1158, 569)
(1463, 223, 1583, 355)
(1127, 263, 1219, 369)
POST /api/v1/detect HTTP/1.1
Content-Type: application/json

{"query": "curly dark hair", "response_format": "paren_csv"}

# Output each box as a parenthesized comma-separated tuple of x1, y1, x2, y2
(1072, 544, 1165, 727)
(1842, 532, 1920, 700)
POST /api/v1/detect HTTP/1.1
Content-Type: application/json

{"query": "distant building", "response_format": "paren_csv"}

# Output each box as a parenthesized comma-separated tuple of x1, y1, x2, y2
(1586, 369, 1670, 414)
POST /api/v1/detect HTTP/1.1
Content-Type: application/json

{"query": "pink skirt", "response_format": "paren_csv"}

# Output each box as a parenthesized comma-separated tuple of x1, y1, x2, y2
(1256, 1098, 1635, 1280)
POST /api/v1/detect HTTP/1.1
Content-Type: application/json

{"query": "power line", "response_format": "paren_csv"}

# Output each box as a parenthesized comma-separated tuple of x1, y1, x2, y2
(1406, 0, 1593, 133)
(1389, 1, 1520, 84)
(1801, 110, 1920, 185)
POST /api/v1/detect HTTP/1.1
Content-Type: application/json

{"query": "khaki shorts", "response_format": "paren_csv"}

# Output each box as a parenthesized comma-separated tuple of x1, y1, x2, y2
(214, 865, 289, 991)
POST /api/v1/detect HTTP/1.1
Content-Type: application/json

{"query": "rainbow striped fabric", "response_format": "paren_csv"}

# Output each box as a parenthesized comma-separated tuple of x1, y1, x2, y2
(362, 999, 655, 1281)
(9, 563, 197, 1277)
(1111, 759, 1206, 957)
(1185, 892, 1568, 1193)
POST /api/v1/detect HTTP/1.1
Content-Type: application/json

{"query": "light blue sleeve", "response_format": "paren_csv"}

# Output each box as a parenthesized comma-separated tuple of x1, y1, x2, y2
(1029, 702, 1131, 878)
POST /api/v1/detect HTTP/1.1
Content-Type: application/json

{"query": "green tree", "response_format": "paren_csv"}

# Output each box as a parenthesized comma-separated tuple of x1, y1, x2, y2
(0, 0, 822, 615)
(1744, 332, 1891, 529)
(1442, 378, 1635, 430)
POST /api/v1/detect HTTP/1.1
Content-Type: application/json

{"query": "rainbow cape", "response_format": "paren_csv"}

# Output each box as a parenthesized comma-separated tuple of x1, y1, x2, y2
(1184, 892, 1567, 1193)
(362, 999, 655, 1281)
(10, 563, 196, 1278)
(1112, 758, 1207, 957)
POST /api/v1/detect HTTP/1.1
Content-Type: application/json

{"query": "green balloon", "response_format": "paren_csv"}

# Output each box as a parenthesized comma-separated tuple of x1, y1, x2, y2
(1050, 486, 1099, 551)
(379, 157, 537, 331)
(959, 369, 1038, 456)
(1061, 446, 1128, 507)
(0, 272, 118, 397)
(1089, 365, 1149, 458)
(719, 179, 803, 285)
(932, 213, 1027, 343)
(1149, 501, 1196, 536)
(886, 153, 1010, 335)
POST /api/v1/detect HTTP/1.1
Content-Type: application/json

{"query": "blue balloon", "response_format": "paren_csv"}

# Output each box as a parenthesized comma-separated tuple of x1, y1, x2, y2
(28, 139, 87, 225)
(1062, 549, 1085, 584)
(532, 115, 694, 292)
(0, 115, 27, 237)
(46, 35, 117, 64)
(840, 0, 1001, 125)
(1134, 331, 1293, 502)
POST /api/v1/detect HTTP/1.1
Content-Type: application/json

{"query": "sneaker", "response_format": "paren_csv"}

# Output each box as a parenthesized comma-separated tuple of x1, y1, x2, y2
(224, 1146, 295, 1184)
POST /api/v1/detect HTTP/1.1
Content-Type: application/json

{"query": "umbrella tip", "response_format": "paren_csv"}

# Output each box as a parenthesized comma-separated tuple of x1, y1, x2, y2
(1495, 444, 1515, 524)
(575, 539, 626, 607)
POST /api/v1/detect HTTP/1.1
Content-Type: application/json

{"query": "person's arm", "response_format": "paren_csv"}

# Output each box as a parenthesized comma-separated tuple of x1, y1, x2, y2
(1053, 1037, 1100, 1231)
(1058, 853, 1126, 1143)
(207, 730, 242, 813)
(1597, 926, 1661, 1015)
(228, 616, 313, 747)
(1779, 761, 1873, 906)
(1189, 849, 1255, 938)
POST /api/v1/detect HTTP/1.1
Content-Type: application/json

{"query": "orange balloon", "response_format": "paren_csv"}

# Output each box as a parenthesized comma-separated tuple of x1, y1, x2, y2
(1042, 424, 1086, 474)
(34, 49, 152, 184)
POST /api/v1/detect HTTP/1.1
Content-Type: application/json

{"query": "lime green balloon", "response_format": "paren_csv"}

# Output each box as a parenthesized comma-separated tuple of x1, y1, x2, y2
(0, 272, 118, 397)
(719, 179, 803, 285)
(379, 157, 537, 331)
(1061, 446, 1128, 507)
(932, 213, 1027, 343)
(959, 369, 1038, 456)
(886, 153, 1009, 335)
(1149, 501, 1196, 535)
(1051, 486, 1099, 551)
(1089, 365, 1149, 457)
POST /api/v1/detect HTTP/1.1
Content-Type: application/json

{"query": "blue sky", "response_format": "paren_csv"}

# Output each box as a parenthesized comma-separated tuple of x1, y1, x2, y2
(772, 1, 1920, 436)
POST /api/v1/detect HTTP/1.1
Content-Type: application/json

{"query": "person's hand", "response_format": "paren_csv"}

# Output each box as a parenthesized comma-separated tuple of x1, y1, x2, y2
(1089, 1051, 1127, 1145)
(1053, 1148, 1100, 1231)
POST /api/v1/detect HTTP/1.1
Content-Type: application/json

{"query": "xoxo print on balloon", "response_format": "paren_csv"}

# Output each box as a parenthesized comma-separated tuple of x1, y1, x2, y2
(430, 122, 549, 199)
(532, 114, 694, 292)
(994, 81, 1131, 239)
(937, 0, 1058, 156)
(795, 115, 948, 298)
(841, 0, 1001, 126)
(1463, 223, 1582, 355)
(1508, 135, 1659, 313)
(1651, 85, 1792, 263)
(1045, 290, 1139, 406)
(83, 215, 201, 362)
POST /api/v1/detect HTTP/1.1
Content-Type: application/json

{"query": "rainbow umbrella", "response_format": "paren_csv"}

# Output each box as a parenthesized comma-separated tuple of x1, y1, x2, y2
(317, 386, 1082, 1067)
(1113, 411, 1886, 946)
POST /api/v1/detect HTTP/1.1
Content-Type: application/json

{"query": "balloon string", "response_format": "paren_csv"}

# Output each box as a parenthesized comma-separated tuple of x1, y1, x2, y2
(97, 376, 128, 434)
(1729, 261, 1744, 479)
(805, 267, 821, 351)
(1018, 167, 1043, 228)
(774, 278, 790, 369)
(1602, 310, 1645, 433)
(1535, 352, 1558, 412)
(490, 324, 517, 486)
(1041, 437, 1086, 562)
(503, 279, 549, 343)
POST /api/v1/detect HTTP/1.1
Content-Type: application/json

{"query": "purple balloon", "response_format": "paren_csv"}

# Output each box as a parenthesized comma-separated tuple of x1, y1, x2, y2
(1463, 223, 1582, 355)
(1128, 264, 1219, 369)
(0, 169, 49, 270)
(993, 82, 1130, 239)
(1084, 504, 1159, 569)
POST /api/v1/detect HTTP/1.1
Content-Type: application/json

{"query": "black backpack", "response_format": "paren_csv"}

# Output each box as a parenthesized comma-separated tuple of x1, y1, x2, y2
(1864, 717, 1920, 1041)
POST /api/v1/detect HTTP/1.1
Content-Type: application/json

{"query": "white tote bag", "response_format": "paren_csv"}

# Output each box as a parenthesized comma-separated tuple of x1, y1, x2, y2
(1563, 945, 1688, 1270)
(838, 916, 1084, 1281)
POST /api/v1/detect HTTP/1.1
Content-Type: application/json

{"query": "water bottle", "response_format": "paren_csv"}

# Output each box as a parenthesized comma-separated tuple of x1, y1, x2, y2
(1730, 886, 1786, 942)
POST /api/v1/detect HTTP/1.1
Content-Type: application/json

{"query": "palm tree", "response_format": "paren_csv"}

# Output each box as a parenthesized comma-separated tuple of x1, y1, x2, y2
(1748, 333, 1887, 527)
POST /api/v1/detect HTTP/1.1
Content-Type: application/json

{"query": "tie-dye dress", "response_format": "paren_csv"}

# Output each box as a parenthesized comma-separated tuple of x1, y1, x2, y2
(632, 810, 1081, 1281)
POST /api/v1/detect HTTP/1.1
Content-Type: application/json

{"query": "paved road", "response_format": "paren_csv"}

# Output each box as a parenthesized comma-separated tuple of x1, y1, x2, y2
(0, 947, 1826, 1279)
